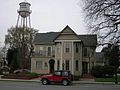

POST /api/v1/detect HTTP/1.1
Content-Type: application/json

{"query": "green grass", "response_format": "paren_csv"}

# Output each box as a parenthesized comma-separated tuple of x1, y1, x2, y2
(95, 76, 120, 82)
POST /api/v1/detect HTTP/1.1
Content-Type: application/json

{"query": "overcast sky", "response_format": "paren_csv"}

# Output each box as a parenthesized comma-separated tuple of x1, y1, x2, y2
(0, 0, 87, 46)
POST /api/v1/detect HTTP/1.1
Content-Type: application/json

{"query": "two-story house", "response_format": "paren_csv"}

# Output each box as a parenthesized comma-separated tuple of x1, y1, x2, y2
(31, 25, 97, 76)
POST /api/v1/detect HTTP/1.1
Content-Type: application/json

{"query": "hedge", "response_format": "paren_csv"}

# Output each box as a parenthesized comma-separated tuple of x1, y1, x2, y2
(91, 65, 116, 78)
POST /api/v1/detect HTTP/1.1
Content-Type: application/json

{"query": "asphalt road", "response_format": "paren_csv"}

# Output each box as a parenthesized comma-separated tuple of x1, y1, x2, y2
(0, 81, 120, 90)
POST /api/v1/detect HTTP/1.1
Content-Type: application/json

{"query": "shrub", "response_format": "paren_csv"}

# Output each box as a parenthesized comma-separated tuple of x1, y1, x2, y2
(4, 73, 38, 77)
(91, 65, 116, 78)
(73, 75, 80, 80)
(117, 69, 120, 73)
(0, 69, 2, 74)
(91, 65, 103, 78)
(103, 65, 116, 77)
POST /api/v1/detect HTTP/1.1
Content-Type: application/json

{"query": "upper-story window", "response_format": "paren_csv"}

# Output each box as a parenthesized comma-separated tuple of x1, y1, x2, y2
(75, 43, 79, 53)
(56, 43, 61, 53)
(64, 42, 71, 53)
(84, 47, 87, 57)
(39, 47, 44, 55)
(47, 47, 51, 56)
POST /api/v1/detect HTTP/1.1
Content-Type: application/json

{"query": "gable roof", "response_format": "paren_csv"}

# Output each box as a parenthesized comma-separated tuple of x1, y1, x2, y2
(61, 25, 77, 34)
(33, 26, 97, 46)
(79, 34, 97, 47)
(54, 25, 80, 40)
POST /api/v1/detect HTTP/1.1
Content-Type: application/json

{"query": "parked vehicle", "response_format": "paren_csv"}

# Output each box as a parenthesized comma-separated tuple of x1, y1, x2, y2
(13, 69, 31, 74)
(41, 70, 72, 86)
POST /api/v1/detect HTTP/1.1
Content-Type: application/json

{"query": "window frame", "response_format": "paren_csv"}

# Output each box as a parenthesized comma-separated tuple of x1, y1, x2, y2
(36, 61, 43, 69)
(47, 46, 52, 56)
(39, 46, 44, 55)
(64, 42, 71, 53)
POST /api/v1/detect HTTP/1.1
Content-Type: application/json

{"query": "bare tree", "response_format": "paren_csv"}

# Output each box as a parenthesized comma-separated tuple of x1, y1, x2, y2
(83, 0, 120, 45)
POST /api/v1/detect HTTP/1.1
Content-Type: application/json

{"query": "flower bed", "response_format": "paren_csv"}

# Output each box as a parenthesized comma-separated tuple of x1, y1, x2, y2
(1, 73, 38, 80)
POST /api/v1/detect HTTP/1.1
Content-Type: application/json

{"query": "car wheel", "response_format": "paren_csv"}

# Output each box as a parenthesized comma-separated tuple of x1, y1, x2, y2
(62, 80, 69, 86)
(42, 79, 49, 85)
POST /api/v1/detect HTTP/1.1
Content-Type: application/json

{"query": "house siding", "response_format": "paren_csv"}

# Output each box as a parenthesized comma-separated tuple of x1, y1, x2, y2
(31, 26, 97, 76)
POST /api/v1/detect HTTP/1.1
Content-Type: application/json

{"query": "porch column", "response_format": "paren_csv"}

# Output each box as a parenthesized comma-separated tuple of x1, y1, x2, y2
(60, 41, 63, 70)
(71, 41, 74, 74)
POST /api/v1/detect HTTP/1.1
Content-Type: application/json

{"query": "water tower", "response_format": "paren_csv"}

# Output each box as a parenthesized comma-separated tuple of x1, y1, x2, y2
(16, 0, 32, 28)
(16, 0, 33, 69)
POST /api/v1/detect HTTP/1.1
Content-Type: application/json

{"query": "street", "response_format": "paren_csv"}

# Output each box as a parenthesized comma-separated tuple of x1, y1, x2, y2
(0, 81, 120, 90)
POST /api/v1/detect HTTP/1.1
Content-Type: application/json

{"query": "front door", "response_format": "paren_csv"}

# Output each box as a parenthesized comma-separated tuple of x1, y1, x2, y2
(82, 62, 88, 74)
(49, 59, 55, 73)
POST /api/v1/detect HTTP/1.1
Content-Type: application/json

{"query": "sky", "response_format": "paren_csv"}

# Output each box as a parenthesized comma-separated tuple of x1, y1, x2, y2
(0, 0, 88, 46)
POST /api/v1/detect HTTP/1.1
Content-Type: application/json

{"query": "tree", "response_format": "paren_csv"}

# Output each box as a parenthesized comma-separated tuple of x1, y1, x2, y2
(5, 27, 37, 69)
(102, 44, 120, 69)
(83, 0, 120, 44)
(7, 48, 20, 72)
(7, 49, 15, 67)
(5, 27, 37, 50)
(109, 45, 120, 69)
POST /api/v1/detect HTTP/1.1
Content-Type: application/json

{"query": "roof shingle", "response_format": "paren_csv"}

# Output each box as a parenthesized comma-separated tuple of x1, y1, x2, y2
(33, 32, 97, 46)
(33, 32, 60, 44)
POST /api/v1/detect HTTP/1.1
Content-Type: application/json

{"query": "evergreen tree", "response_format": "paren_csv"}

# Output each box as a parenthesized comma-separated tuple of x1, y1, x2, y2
(102, 44, 120, 69)
(109, 45, 120, 69)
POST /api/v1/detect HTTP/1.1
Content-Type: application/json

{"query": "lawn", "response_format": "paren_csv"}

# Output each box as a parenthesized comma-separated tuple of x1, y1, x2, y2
(95, 76, 120, 82)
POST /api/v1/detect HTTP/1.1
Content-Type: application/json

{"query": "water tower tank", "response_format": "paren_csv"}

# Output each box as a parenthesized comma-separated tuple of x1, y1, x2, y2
(18, 1, 31, 18)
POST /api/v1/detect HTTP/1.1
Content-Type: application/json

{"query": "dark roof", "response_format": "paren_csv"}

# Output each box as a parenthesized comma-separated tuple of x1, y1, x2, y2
(33, 32, 60, 44)
(79, 35, 97, 47)
(33, 32, 97, 46)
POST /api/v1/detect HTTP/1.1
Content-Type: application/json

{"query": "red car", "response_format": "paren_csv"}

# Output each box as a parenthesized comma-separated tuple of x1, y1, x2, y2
(41, 70, 72, 86)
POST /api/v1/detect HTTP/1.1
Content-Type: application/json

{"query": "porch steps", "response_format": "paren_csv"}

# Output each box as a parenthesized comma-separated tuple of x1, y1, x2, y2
(79, 74, 95, 82)
(81, 74, 94, 78)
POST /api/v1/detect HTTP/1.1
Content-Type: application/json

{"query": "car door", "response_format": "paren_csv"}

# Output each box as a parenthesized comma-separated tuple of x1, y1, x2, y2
(52, 71, 62, 82)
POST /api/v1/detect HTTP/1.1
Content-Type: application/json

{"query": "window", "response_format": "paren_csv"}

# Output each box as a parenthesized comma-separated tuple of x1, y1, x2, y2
(47, 47, 51, 56)
(36, 61, 43, 69)
(76, 43, 79, 53)
(39, 47, 44, 55)
(64, 42, 71, 53)
(65, 60, 69, 70)
(76, 60, 79, 71)
(56, 43, 61, 53)
(54, 71, 61, 76)
(62, 71, 69, 76)
(84, 48, 87, 57)
(44, 62, 48, 67)
(57, 60, 60, 70)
